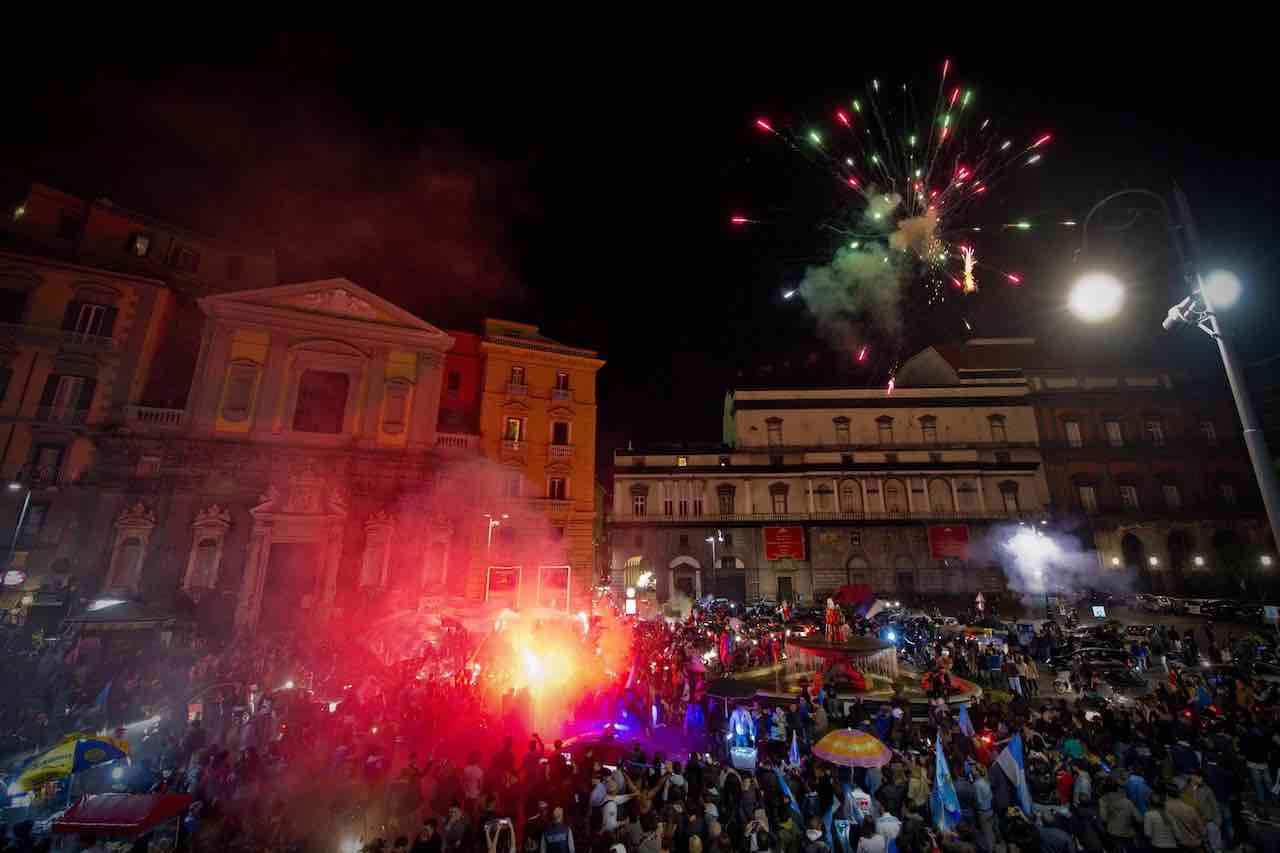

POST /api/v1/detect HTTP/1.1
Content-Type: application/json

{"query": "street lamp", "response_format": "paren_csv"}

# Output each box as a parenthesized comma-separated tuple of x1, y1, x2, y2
(1263, 555, 1274, 568)
(484, 512, 509, 557)
(1068, 187, 1280, 553)
(1069, 272, 1125, 322)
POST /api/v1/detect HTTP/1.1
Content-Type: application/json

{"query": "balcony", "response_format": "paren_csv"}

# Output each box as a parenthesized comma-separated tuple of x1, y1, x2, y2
(506, 382, 528, 398)
(435, 432, 480, 452)
(123, 406, 186, 431)
(548, 443, 574, 460)
(551, 388, 571, 401)
(15, 463, 66, 488)
(609, 508, 1036, 525)
(34, 407, 89, 427)
(0, 322, 117, 352)
(501, 439, 527, 452)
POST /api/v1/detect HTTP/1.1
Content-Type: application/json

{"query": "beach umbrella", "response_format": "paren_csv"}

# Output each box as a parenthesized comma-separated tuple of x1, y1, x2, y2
(812, 728, 892, 768)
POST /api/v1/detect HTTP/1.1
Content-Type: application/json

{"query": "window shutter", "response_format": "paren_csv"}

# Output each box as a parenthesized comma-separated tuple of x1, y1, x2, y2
(76, 378, 97, 413)
(39, 374, 59, 407)
(61, 301, 84, 331)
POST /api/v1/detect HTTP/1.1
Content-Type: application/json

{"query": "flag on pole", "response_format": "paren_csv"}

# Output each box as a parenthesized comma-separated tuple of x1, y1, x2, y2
(958, 703, 975, 738)
(931, 734, 963, 831)
(788, 731, 800, 767)
(995, 733, 1034, 816)
(91, 680, 112, 716)
(772, 768, 807, 828)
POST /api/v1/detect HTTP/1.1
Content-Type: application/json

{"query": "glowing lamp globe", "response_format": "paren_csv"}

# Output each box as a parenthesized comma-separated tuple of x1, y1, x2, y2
(1203, 270, 1242, 309)
(1069, 272, 1125, 322)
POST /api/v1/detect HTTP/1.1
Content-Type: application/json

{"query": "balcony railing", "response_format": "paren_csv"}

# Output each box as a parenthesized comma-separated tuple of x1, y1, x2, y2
(0, 322, 117, 351)
(548, 443, 574, 459)
(609, 508, 1035, 524)
(506, 382, 528, 397)
(501, 438, 527, 451)
(34, 407, 89, 426)
(123, 405, 186, 430)
(435, 432, 480, 451)
(14, 464, 65, 488)
(551, 388, 571, 401)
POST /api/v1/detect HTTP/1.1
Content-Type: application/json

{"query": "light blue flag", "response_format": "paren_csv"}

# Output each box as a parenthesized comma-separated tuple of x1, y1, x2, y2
(789, 730, 800, 767)
(958, 703, 975, 738)
(995, 733, 1034, 816)
(931, 734, 963, 831)
(773, 767, 807, 828)
(91, 680, 112, 716)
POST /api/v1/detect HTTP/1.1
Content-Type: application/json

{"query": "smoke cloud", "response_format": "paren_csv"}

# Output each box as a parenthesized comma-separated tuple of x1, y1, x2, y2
(985, 522, 1136, 602)
(795, 241, 907, 357)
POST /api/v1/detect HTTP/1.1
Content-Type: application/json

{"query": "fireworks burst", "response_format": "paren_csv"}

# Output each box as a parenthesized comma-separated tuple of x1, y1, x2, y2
(738, 59, 1048, 363)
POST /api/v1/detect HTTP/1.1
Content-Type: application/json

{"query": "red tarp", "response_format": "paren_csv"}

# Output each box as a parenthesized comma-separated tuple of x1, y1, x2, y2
(53, 793, 192, 835)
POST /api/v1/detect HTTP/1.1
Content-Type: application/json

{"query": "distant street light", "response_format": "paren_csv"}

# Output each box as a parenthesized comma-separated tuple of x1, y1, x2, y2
(1069, 187, 1280, 552)
(1263, 555, 1275, 568)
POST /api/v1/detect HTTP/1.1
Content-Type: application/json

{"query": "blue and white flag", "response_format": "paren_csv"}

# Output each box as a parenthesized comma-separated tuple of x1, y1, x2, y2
(995, 733, 1034, 816)
(788, 731, 800, 767)
(773, 768, 807, 827)
(958, 704, 975, 738)
(91, 681, 112, 716)
(931, 734, 963, 831)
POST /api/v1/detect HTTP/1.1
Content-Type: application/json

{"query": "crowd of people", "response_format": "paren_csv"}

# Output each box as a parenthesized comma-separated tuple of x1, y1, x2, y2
(2, 601, 1280, 853)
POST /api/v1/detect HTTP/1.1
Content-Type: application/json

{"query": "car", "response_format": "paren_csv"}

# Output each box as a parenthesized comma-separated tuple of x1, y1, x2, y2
(1134, 593, 1162, 612)
(1124, 624, 1155, 637)
(1048, 646, 1135, 672)
(1200, 600, 1238, 620)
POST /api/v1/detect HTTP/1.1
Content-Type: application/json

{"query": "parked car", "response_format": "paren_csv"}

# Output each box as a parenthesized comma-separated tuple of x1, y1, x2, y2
(1134, 593, 1160, 612)
(1124, 624, 1155, 637)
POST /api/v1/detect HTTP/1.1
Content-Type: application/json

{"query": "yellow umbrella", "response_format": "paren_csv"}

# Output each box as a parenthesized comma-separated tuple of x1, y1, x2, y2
(812, 728, 892, 768)
(15, 733, 130, 791)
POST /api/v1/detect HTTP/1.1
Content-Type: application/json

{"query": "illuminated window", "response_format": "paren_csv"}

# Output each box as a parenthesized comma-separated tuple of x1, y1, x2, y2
(504, 417, 525, 442)
(126, 232, 151, 257)
(554, 372, 570, 391)
(1119, 485, 1140, 511)
(1105, 420, 1124, 447)
(677, 456, 688, 467)
(548, 478, 567, 500)
(632, 494, 647, 516)
(1078, 485, 1098, 514)
(1064, 420, 1082, 448)
(1145, 420, 1165, 446)
(999, 481, 1020, 514)
(509, 365, 526, 386)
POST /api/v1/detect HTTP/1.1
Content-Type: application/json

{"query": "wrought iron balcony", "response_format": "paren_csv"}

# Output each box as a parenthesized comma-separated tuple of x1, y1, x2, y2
(123, 405, 186, 430)
(506, 382, 528, 397)
(548, 443, 574, 460)
(0, 322, 117, 351)
(435, 432, 480, 452)
(34, 407, 89, 426)
(609, 508, 1035, 524)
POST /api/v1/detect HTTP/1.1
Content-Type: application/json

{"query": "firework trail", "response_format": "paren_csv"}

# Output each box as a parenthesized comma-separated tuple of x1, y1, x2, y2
(733, 60, 1053, 391)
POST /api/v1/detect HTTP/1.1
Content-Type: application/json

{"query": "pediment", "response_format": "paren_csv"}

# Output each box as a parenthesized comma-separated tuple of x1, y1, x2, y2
(200, 278, 452, 345)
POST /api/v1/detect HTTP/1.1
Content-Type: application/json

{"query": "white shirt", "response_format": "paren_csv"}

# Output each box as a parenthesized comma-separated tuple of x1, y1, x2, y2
(875, 814, 901, 841)
(857, 835, 887, 853)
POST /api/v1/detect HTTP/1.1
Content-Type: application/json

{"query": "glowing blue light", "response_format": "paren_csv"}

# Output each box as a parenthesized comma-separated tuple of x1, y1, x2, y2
(886, 631, 897, 642)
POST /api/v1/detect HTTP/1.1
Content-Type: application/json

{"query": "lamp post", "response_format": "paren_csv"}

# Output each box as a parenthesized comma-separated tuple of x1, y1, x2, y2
(484, 512, 509, 558)
(1070, 186, 1280, 552)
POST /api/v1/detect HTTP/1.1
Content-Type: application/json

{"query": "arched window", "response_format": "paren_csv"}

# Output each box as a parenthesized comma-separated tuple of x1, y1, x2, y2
(766, 417, 784, 446)
(876, 416, 894, 444)
(928, 479, 954, 514)
(998, 480, 1020, 514)
(815, 484, 834, 512)
(833, 416, 851, 445)
(769, 482, 789, 514)
(381, 378, 412, 435)
(840, 480, 862, 515)
(988, 414, 1007, 443)
(883, 479, 907, 516)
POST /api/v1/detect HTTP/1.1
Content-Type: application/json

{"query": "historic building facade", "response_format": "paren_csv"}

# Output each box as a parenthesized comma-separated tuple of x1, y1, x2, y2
(20, 279, 459, 633)
(896, 338, 1273, 593)
(464, 319, 604, 610)
(610, 382, 1051, 606)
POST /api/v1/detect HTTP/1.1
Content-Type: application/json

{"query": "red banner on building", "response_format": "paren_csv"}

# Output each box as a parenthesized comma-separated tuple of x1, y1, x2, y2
(928, 525, 970, 560)
(764, 526, 806, 560)
(538, 565, 571, 611)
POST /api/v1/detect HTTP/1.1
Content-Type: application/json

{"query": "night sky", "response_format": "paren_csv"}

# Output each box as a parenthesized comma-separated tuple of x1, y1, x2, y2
(5, 35, 1277, 474)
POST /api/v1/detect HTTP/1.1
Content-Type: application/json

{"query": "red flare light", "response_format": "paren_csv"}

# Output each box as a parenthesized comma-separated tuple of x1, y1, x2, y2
(1007, 273, 1022, 284)
(857, 345, 868, 362)
(1032, 133, 1052, 148)
(755, 118, 774, 132)
(847, 176, 860, 189)
(836, 110, 850, 127)
(973, 185, 987, 194)
(956, 166, 971, 181)
(942, 59, 951, 79)
(730, 216, 749, 225)
(940, 126, 950, 142)
(929, 189, 939, 199)
(950, 87, 960, 108)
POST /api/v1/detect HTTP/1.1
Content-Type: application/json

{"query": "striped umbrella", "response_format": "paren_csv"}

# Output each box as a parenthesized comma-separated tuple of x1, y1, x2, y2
(811, 727, 892, 768)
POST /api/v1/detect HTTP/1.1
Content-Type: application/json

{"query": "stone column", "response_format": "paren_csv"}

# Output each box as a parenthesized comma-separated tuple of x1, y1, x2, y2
(807, 479, 815, 514)
(976, 476, 987, 513)
(833, 478, 841, 513)
(357, 348, 388, 446)
(235, 521, 272, 632)
(408, 350, 445, 451)
(192, 326, 234, 436)
(906, 478, 916, 515)
(742, 479, 751, 513)
(950, 479, 960, 516)
(321, 522, 344, 604)
(878, 479, 887, 514)
(250, 335, 290, 440)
